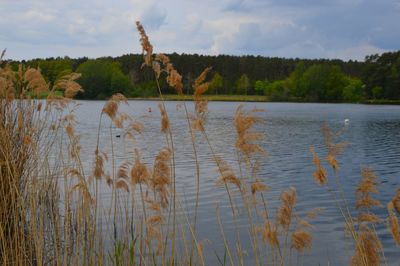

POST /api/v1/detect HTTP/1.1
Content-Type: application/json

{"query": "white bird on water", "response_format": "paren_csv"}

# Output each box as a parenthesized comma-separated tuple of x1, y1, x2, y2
(344, 118, 350, 124)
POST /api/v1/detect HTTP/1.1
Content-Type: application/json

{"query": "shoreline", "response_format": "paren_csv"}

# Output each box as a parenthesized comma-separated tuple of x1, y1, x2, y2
(124, 95, 400, 105)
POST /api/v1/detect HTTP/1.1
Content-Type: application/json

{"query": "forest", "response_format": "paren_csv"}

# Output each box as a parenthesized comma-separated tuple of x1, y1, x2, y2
(9, 50, 400, 102)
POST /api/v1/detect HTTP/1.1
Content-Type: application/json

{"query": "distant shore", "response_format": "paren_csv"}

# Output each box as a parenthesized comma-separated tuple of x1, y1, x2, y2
(128, 94, 268, 102)
(127, 94, 400, 104)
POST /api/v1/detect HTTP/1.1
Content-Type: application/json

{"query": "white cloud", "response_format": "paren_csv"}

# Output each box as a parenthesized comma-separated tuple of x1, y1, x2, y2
(20, 10, 55, 22)
(0, 0, 398, 60)
(140, 4, 167, 30)
(330, 43, 388, 61)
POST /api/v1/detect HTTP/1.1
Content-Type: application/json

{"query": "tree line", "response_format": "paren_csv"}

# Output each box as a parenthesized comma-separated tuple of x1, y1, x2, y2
(9, 50, 400, 102)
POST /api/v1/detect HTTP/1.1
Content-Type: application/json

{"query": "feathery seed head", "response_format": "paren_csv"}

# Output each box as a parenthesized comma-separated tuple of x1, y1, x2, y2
(277, 187, 297, 231)
(357, 213, 381, 224)
(261, 223, 279, 247)
(391, 188, 400, 214)
(152, 148, 171, 208)
(291, 230, 312, 252)
(350, 225, 381, 266)
(310, 146, 328, 185)
(387, 205, 400, 245)
(234, 104, 266, 159)
(215, 156, 241, 190)
(136, 21, 153, 67)
(321, 125, 347, 173)
(166, 69, 183, 94)
(146, 215, 163, 226)
(306, 208, 324, 219)
(115, 178, 130, 192)
(158, 103, 169, 133)
(251, 181, 269, 195)
(93, 150, 107, 180)
(356, 168, 382, 209)
(194, 67, 212, 89)
(117, 161, 131, 180)
(130, 149, 150, 186)
(155, 53, 170, 65)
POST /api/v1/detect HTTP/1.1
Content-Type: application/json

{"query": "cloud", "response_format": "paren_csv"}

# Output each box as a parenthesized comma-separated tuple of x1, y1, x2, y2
(0, 0, 398, 60)
(140, 5, 167, 30)
(330, 43, 387, 61)
(20, 10, 55, 23)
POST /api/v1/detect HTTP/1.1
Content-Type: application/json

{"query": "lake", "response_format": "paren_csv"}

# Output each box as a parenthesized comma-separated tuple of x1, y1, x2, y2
(73, 101, 400, 265)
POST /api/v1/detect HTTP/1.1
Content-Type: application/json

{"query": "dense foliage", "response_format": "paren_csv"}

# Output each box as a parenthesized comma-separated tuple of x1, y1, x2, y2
(10, 51, 400, 101)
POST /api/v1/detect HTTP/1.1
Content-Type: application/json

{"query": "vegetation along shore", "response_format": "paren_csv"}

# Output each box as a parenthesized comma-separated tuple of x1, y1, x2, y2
(6, 48, 400, 103)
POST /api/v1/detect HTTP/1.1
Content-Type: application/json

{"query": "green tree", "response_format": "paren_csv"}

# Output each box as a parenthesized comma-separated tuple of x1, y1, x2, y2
(76, 59, 131, 99)
(36, 58, 73, 85)
(265, 80, 290, 101)
(287, 61, 307, 97)
(208, 72, 223, 94)
(342, 78, 364, 102)
(235, 74, 250, 95)
(254, 80, 268, 95)
(372, 86, 383, 99)
(325, 65, 348, 100)
(293, 64, 350, 101)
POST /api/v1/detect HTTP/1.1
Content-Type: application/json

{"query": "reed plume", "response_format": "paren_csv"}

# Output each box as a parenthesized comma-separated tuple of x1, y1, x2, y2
(158, 103, 169, 133)
(276, 187, 297, 231)
(166, 69, 183, 94)
(355, 168, 382, 210)
(193, 67, 212, 101)
(115, 178, 130, 192)
(260, 223, 279, 247)
(136, 21, 153, 67)
(146, 215, 163, 226)
(215, 156, 241, 190)
(350, 225, 381, 266)
(391, 188, 400, 214)
(309, 145, 328, 185)
(151, 148, 172, 208)
(117, 161, 131, 180)
(54, 72, 83, 98)
(234, 104, 266, 160)
(251, 181, 269, 195)
(190, 67, 212, 132)
(191, 118, 205, 132)
(125, 120, 144, 139)
(388, 198, 400, 245)
(321, 124, 347, 173)
(102, 93, 127, 120)
(93, 149, 107, 180)
(152, 53, 183, 94)
(305, 208, 324, 219)
(357, 213, 381, 224)
(291, 230, 312, 252)
(130, 149, 151, 186)
(145, 198, 162, 212)
(24, 67, 49, 96)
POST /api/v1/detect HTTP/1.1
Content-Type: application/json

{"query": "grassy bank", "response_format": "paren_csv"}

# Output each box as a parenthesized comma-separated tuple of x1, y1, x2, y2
(130, 94, 268, 102)
(363, 99, 400, 105)
(130, 95, 400, 104)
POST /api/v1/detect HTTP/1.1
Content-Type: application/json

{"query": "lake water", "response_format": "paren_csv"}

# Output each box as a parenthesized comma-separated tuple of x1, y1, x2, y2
(73, 101, 400, 265)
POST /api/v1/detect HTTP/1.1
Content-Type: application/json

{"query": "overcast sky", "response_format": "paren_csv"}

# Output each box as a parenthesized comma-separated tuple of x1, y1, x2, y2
(1, 0, 399, 61)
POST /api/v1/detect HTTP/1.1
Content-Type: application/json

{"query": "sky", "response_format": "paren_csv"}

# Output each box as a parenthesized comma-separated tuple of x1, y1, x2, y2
(1, 0, 399, 61)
